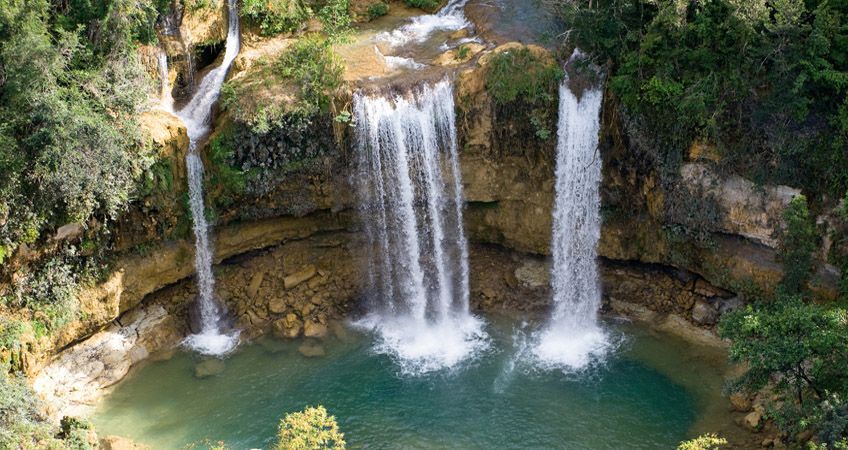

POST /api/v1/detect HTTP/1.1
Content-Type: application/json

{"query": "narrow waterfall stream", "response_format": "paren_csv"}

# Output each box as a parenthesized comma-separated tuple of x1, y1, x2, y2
(353, 80, 487, 374)
(533, 73, 611, 371)
(176, 0, 241, 356)
(157, 49, 174, 112)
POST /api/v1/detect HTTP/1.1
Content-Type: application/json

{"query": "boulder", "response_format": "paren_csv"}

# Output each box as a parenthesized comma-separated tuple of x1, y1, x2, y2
(691, 300, 719, 326)
(53, 223, 84, 242)
(730, 392, 753, 412)
(268, 296, 287, 315)
(284, 265, 317, 289)
(303, 320, 328, 339)
(272, 313, 303, 339)
(743, 410, 763, 431)
(100, 435, 149, 450)
(247, 271, 265, 299)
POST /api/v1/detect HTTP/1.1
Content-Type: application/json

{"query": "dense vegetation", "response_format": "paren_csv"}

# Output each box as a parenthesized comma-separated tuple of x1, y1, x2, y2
(557, 0, 848, 197)
(241, 0, 352, 38)
(0, 0, 168, 343)
(554, 0, 848, 445)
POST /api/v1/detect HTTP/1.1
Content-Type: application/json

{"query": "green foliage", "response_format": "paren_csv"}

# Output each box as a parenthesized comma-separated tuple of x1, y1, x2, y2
(830, 192, 848, 299)
(277, 37, 345, 116)
(0, 0, 155, 255)
(367, 2, 389, 19)
(317, 0, 352, 42)
(485, 48, 563, 106)
(276, 406, 345, 450)
(242, 0, 313, 36)
(0, 369, 62, 448)
(8, 258, 79, 333)
(403, 0, 439, 10)
(557, 0, 848, 197)
(719, 293, 848, 439)
(0, 317, 25, 352)
(677, 434, 727, 450)
(780, 195, 818, 294)
(207, 128, 249, 209)
(485, 47, 563, 144)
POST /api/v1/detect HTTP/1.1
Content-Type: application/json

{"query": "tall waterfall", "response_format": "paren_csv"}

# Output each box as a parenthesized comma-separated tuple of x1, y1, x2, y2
(353, 80, 486, 374)
(533, 77, 610, 371)
(177, 0, 241, 356)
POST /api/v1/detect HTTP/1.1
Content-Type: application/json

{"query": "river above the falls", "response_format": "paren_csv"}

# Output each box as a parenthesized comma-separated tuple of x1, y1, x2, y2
(91, 315, 744, 449)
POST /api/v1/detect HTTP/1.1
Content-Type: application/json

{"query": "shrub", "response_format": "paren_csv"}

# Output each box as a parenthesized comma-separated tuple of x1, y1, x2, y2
(403, 0, 439, 10)
(276, 37, 345, 116)
(367, 2, 389, 19)
(275, 406, 345, 450)
(317, 0, 352, 42)
(485, 48, 563, 106)
(242, 0, 313, 36)
(0, 370, 61, 448)
(677, 434, 727, 450)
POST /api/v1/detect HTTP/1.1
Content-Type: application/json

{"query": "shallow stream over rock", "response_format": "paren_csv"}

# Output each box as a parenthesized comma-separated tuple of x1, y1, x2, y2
(91, 315, 748, 448)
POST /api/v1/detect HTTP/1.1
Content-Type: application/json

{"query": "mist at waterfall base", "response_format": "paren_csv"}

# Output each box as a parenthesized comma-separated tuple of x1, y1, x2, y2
(92, 317, 731, 449)
(532, 80, 612, 372)
(176, 0, 241, 356)
(352, 80, 488, 375)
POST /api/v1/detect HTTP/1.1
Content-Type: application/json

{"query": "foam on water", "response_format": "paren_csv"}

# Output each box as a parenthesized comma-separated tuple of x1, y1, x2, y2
(378, 0, 470, 48)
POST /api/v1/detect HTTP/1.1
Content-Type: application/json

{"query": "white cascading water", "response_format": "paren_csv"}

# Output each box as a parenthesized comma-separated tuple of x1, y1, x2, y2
(532, 75, 610, 371)
(378, 0, 470, 48)
(177, 0, 241, 356)
(353, 80, 487, 374)
(157, 49, 174, 112)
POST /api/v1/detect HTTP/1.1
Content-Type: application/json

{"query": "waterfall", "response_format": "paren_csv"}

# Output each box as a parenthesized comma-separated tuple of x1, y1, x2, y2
(177, 0, 241, 356)
(353, 80, 486, 374)
(378, 0, 471, 47)
(157, 50, 174, 112)
(532, 75, 610, 371)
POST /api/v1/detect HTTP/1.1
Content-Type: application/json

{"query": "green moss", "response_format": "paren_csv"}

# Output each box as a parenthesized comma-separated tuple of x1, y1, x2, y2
(485, 48, 563, 106)
(207, 127, 250, 209)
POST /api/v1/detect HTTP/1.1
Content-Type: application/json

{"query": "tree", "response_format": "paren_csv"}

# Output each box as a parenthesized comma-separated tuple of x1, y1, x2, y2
(275, 406, 346, 450)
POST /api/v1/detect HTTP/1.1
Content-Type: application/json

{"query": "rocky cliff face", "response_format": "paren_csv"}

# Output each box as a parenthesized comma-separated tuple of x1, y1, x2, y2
(27, 28, 843, 417)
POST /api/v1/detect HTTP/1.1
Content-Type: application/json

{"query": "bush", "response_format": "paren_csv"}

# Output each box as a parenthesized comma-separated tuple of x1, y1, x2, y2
(485, 48, 563, 106)
(277, 37, 345, 116)
(367, 2, 389, 19)
(677, 434, 727, 450)
(403, 0, 439, 10)
(242, 0, 313, 36)
(0, 370, 61, 448)
(275, 406, 345, 450)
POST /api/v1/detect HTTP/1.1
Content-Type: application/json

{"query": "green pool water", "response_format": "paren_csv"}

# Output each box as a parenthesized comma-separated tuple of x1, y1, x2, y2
(92, 316, 732, 449)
